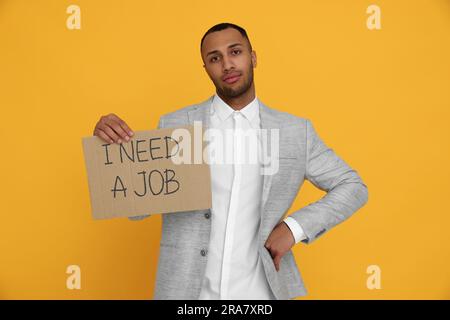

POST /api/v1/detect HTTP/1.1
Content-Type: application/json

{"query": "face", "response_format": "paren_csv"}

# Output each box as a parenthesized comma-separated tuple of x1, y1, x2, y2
(201, 28, 257, 99)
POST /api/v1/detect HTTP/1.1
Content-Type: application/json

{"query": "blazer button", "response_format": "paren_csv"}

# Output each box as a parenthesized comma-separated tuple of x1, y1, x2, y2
(204, 212, 210, 219)
(200, 249, 207, 256)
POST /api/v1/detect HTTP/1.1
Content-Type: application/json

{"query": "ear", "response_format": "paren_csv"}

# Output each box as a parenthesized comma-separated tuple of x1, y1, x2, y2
(251, 50, 257, 68)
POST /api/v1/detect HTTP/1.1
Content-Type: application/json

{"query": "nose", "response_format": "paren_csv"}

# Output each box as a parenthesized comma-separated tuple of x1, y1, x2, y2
(222, 55, 235, 73)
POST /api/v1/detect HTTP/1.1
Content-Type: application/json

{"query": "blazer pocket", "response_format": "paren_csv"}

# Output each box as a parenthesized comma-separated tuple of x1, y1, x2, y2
(261, 247, 277, 272)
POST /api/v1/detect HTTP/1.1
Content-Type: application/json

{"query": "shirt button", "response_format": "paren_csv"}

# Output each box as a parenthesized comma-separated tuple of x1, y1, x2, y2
(204, 212, 210, 219)
(200, 249, 207, 256)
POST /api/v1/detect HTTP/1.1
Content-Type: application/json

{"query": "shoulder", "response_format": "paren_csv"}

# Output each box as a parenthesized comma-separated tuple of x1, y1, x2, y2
(159, 103, 197, 123)
(158, 96, 212, 127)
(281, 110, 309, 127)
(260, 100, 310, 128)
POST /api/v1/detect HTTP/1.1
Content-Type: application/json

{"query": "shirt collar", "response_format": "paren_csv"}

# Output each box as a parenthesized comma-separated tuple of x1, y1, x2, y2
(211, 93, 259, 124)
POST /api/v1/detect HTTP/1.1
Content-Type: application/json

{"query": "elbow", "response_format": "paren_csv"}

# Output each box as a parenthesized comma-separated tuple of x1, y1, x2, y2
(345, 170, 369, 208)
(357, 182, 369, 208)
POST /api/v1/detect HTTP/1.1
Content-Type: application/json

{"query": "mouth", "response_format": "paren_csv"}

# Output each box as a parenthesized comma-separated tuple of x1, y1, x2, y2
(222, 73, 241, 84)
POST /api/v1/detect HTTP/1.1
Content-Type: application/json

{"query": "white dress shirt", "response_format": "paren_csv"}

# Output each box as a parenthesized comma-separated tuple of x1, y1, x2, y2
(198, 93, 306, 300)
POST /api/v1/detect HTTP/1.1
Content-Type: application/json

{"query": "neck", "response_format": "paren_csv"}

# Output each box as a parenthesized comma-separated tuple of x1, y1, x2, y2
(217, 83, 256, 110)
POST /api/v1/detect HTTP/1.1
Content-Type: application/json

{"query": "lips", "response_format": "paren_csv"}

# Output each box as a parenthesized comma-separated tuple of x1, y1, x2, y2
(222, 73, 241, 84)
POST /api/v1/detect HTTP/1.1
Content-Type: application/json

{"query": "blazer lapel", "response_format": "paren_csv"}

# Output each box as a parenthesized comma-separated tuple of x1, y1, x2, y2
(187, 95, 213, 128)
(258, 100, 281, 217)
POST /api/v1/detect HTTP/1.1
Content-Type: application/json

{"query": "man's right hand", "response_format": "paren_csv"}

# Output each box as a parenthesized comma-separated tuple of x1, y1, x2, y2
(93, 113, 134, 144)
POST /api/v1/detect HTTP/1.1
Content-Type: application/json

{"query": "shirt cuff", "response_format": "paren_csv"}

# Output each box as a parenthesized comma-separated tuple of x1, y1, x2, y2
(283, 217, 307, 244)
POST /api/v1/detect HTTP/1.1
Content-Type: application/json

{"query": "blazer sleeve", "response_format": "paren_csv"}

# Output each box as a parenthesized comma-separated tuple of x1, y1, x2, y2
(128, 115, 165, 221)
(287, 118, 368, 244)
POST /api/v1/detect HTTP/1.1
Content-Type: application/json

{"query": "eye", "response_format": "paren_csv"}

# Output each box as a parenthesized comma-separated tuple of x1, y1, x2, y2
(210, 56, 219, 63)
(232, 49, 241, 55)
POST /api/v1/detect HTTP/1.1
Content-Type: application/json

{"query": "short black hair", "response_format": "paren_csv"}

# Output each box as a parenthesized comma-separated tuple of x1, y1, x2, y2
(200, 22, 253, 52)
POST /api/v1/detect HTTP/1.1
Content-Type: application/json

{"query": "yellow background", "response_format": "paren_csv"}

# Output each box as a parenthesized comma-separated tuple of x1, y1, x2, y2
(0, 0, 449, 299)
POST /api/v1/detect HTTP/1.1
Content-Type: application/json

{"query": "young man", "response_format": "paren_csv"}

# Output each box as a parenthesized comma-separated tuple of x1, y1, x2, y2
(92, 23, 368, 300)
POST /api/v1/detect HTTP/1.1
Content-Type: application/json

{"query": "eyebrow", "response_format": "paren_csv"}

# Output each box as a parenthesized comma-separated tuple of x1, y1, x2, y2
(206, 43, 243, 57)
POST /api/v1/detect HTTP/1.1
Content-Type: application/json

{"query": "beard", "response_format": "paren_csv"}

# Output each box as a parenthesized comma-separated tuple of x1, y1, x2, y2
(214, 64, 254, 99)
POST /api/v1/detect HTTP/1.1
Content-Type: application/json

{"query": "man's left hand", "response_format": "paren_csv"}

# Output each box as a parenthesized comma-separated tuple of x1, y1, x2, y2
(264, 222, 295, 272)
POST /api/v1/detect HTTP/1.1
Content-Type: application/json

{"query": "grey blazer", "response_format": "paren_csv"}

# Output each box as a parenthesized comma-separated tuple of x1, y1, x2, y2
(129, 95, 368, 300)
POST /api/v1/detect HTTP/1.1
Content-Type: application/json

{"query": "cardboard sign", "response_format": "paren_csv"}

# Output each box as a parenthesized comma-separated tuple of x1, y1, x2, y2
(82, 125, 211, 220)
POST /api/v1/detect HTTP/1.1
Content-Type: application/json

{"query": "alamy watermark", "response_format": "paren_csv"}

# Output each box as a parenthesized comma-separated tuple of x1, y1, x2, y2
(169, 121, 280, 176)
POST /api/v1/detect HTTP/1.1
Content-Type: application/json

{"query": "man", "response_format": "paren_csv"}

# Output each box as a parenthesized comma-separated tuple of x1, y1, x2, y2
(92, 23, 368, 299)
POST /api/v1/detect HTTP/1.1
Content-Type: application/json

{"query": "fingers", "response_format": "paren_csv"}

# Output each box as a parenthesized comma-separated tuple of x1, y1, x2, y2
(99, 125, 121, 143)
(93, 113, 134, 144)
(104, 118, 129, 143)
(111, 114, 134, 137)
(95, 128, 114, 144)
